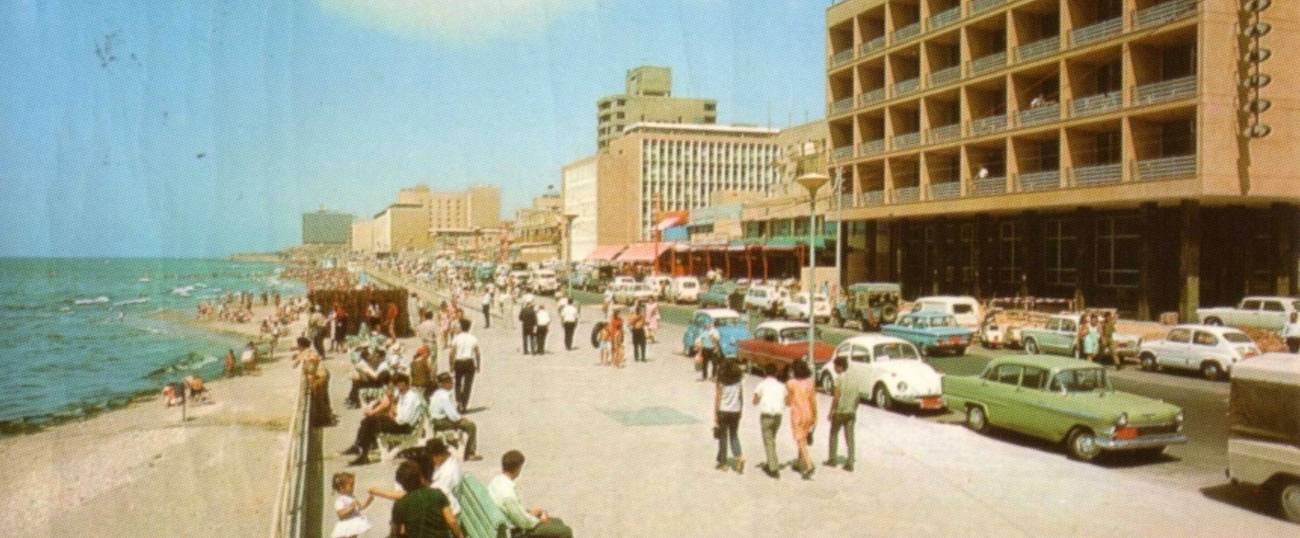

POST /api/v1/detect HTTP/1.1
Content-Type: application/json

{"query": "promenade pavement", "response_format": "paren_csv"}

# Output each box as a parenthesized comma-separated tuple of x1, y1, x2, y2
(319, 280, 1294, 537)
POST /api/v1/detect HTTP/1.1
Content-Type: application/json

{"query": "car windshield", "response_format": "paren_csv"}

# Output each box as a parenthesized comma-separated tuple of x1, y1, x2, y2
(953, 304, 974, 314)
(714, 317, 744, 327)
(926, 315, 957, 327)
(873, 343, 919, 360)
(780, 328, 810, 341)
(1222, 332, 1253, 344)
(1050, 368, 1112, 393)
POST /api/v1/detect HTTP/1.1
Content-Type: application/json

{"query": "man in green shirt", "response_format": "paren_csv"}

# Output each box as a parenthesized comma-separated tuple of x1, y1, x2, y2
(824, 357, 860, 472)
(390, 460, 463, 538)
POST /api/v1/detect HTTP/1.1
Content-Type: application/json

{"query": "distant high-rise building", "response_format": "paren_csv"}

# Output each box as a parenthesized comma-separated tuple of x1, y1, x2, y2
(301, 208, 354, 245)
(596, 66, 718, 150)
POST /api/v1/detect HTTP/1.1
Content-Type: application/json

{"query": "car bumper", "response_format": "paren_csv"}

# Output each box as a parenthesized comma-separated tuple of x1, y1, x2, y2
(1096, 432, 1189, 451)
(895, 394, 945, 410)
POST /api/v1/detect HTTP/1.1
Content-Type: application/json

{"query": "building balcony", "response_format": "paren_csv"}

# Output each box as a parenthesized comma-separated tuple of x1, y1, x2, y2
(971, 0, 1006, 16)
(1132, 76, 1197, 106)
(893, 78, 920, 98)
(927, 6, 961, 32)
(928, 123, 961, 145)
(928, 182, 962, 200)
(971, 176, 1007, 196)
(969, 114, 1008, 136)
(860, 88, 887, 107)
(861, 190, 886, 206)
(1070, 17, 1122, 47)
(1016, 103, 1060, 127)
(1132, 0, 1198, 30)
(968, 51, 1007, 76)
(833, 145, 855, 161)
(1069, 91, 1122, 117)
(862, 36, 887, 56)
(831, 96, 855, 115)
(1017, 170, 1061, 192)
(831, 49, 854, 68)
(1015, 36, 1060, 63)
(893, 132, 922, 150)
(860, 139, 886, 157)
(928, 65, 962, 88)
(1071, 163, 1122, 187)
(893, 22, 922, 44)
(1134, 155, 1196, 181)
(893, 186, 921, 204)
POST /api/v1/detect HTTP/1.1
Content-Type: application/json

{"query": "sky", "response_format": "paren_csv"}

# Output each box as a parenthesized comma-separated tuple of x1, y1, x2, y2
(0, 0, 827, 258)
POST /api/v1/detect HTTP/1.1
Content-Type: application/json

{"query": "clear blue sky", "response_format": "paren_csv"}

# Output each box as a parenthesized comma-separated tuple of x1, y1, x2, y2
(0, 0, 827, 257)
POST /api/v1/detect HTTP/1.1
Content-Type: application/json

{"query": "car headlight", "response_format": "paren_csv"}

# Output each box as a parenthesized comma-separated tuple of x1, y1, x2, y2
(1115, 412, 1129, 427)
(1174, 411, 1184, 425)
(897, 381, 908, 393)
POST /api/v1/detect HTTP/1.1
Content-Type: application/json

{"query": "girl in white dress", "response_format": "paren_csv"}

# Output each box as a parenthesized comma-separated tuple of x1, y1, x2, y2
(331, 472, 373, 538)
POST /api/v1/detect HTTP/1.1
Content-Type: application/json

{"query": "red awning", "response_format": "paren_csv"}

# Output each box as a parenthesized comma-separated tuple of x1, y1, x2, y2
(586, 244, 627, 262)
(614, 242, 674, 262)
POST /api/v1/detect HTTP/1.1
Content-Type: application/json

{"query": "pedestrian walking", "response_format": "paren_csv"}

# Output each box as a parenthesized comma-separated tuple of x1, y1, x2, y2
(1082, 315, 1100, 363)
(559, 300, 579, 351)
(1285, 312, 1300, 354)
(449, 318, 481, 413)
(696, 321, 721, 381)
(535, 305, 551, 354)
(645, 298, 660, 344)
(787, 360, 817, 480)
(607, 310, 625, 368)
(714, 361, 744, 473)
(481, 289, 494, 329)
(519, 299, 537, 355)
(753, 364, 787, 478)
(629, 305, 647, 362)
(824, 357, 859, 472)
(417, 310, 438, 359)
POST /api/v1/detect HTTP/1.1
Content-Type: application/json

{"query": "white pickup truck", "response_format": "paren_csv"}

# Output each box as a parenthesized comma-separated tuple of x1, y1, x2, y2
(1197, 296, 1298, 332)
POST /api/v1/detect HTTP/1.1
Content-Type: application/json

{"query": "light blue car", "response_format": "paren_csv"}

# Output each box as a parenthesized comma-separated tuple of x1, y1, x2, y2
(882, 312, 974, 357)
(682, 308, 751, 360)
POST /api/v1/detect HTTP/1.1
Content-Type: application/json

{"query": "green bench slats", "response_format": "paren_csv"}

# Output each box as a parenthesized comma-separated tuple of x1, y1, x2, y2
(455, 475, 510, 538)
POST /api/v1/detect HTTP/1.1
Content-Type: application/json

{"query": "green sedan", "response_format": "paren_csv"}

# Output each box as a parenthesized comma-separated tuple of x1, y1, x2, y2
(943, 355, 1187, 461)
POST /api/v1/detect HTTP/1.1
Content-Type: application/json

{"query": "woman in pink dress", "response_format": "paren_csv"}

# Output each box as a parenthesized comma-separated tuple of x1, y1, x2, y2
(786, 359, 818, 479)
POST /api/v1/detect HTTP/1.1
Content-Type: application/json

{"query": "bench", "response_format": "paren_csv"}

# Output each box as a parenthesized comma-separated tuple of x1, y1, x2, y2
(377, 404, 428, 461)
(454, 475, 511, 538)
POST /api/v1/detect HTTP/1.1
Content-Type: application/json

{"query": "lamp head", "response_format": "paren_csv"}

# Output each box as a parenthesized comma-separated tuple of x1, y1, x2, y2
(795, 173, 831, 197)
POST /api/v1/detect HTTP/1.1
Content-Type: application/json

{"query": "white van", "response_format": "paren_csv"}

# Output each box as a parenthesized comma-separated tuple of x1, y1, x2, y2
(1226, 353, 1300, 523)
(669, 276, 701, 304)
(912, 295, 981, 331)
(529, 269, 559, 295)
(646, 275, 673, 299)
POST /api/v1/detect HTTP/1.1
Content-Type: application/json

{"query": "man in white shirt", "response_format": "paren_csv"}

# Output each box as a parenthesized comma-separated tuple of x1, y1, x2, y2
(752, 364, 788, 478)
(427, 439, 463, 515)
(481, 289, 494, 329)
(430, 372, 482, 461)
(449, 318, 481, 413)
(488, 450, 573, 538)
(344, 373, 422, 465)
(696, 322, 722, 381)
(535, 305, 551, 354)
(559, 301, 580, 351)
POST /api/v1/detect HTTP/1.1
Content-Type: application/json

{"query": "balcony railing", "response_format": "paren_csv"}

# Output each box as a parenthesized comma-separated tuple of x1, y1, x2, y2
(831, 49, 854, 67)
(860, 139, 886, 157)
(971, 176, 1007, 196)
(861, 190, 886, 206)
(1132, 75, 1197, 106)
(1072, 163, 1122, 187)
(971, 0, 1006, 15)
(893, 22, 922, 43)
(927, 7, 961, 32)
(1135, 155, 1196, 181)
(969, 114, 1007, 136)
(893, 78, 920, 97)
(1017, 103, 1060, 127)
(833, 145, 855, 161)
(928, 124, 961, 145)
(838, 194, 855, 209)
(929, 182, 962, 200)
(969, 51, 1007, 76)
(1018, 170, 1061, 192)
(928, 65, 961, 88)
(1070, 91, 1122, 117)
(1133, 0, 1197, 30)
(861, 88, 886, 107)
(1070, 17, 1122, 47)
(862, 36, 887, 56)
(893, 132, 921, 150)
(1015, 36, 1060, 63)
(894, 186, 921, 204)
(831, 97, 855, 115)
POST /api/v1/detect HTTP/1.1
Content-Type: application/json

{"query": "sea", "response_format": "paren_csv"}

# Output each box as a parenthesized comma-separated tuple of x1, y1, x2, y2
(0, 258, 302, 430)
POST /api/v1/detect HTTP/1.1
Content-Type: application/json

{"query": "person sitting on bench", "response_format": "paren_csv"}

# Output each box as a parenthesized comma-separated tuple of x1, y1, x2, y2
(429, 373, 483, 462)
(342, 373, 421, 465)
(346, 346, 389, 408)
(488, 450, 572, 538)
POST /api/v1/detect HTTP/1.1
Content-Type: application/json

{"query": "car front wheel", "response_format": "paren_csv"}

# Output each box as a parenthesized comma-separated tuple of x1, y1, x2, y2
(1277, 478, 1300, 523)
(965, 405, 988, 433)
(1201, 361, 1223, 381)
(873, 385, 893, 411)
(1024, 339, 1040, 355)
(1066, 427, 1102, 461)
(1140, 354, 1157, 372)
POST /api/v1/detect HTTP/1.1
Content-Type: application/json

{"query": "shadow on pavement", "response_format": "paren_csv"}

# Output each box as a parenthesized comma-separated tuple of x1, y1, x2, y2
(1200, 483, 1284, 523)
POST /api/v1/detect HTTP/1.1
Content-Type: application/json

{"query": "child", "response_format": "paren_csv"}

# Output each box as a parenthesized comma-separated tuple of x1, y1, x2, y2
(331, 472, 373, 538)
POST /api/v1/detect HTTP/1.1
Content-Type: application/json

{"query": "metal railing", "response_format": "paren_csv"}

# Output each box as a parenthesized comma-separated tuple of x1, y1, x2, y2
(969, 51, 1007, 76)
(928, 124, 961, 144)
(1015, 36, 1060, 63)
(1017, 103, 1060, 127)
(862, 36, 887, 55)
(971, 0, 1006, 15)
(969, 114, 1007, 136)
(271, 374, 312, 538)
(860, 139, 886, 156)
(831, 49, 854, 67)
(1133, 0, 1197, 30)
(831, 96, 855, 115)
(929, 182, 962, 200)
(971, 176, 1007, 196)
(928, 65, 961, 88)
(1018, 170, 1061, 192)
(1135, 155, 1196, 181)
(1070, 91, 1122, 117)
(1072, 163, 1123, 187)
(832, 145, 855, 161)
(1070, 17, 1122, 47)
(1132, 75, 1197, 106)
(928, 6, 961, 31)
(893, 132, 921, 150)
(893, 22, 922, 43)
(861, 88, 886, 106)
(838, 193, 855, 209)
(894, 186, 921, 203)
(893, 78, 920, 97)
(862, 190, 886, 206)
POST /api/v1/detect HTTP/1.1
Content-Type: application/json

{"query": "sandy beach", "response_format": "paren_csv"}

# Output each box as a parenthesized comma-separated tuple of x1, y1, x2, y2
(0, 304, 304, 537)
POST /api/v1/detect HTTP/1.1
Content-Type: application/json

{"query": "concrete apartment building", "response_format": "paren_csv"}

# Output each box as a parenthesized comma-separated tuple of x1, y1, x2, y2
(301, 208, 354, 245)
(392, 184, 502, 252)
(372, 204, 432, 254)
(511, 192, 564, 263)
(822, 0, 1298, 320)
(350, 218, 374, 254)
(561, 155, 599, 261)
(597, 66, 718, 149)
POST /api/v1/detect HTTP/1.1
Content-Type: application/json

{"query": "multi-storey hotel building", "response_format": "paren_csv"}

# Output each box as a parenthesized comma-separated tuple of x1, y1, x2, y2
(824, 0, 1298, 320)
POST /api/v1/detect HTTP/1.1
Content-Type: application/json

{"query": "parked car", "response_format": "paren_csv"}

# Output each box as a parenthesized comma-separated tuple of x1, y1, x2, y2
(912, 295, 982, 331)
(614, 282, 656, 305)
(668, 276, 701, 304)
(736, 321, 834, 379)
(882, 312, 975, 356)
(977, 308, 1006, 349)
(529, 269, 560, 295)
(783, 292, 832, 323)
(1019, 313, 1141, 359)
(1226, 353, 1300, 523)
(1138, 325, 1260, 380)
(831, 282, 901, 330)
(645, 275, 673, 299)
(743, 285, 787, 316)
(1198, 296, 1299, 332)
(509, 270, 531, 287)
(682, 308, 752, 360)
(821, 334, 945, 411)
(611, 275, 637, 288)
(943, 355, 1188, 461)
(699, 281, 736, 308)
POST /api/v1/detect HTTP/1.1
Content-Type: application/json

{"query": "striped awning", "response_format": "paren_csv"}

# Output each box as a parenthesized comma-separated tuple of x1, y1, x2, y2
(585, 244, 627, 262)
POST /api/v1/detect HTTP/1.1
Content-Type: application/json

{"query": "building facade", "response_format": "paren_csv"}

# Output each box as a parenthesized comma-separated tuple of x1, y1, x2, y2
(350, 218, 374, 254)
(511, 192, 564, 263)
(823, 0, 1299, 320)
(372, 204, 432, 255)
(301, 208, 354, 245)
(597, 66, 718, 149)
(562, 155, 599, 261)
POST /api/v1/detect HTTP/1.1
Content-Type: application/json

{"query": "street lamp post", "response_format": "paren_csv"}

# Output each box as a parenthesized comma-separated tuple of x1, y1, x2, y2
(796, 172, 830, 370)
(562, 213, 577, 299)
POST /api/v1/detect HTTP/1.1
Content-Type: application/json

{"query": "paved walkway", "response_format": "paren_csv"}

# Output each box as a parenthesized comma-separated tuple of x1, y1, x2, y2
(318, 276, 1294, 537)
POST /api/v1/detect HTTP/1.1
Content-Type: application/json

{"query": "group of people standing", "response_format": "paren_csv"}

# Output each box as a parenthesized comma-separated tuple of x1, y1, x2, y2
(1076, 311, 1122, 370)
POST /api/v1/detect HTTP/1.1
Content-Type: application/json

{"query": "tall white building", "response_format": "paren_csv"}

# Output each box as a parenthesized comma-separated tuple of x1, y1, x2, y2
(561, 155, 599, 261)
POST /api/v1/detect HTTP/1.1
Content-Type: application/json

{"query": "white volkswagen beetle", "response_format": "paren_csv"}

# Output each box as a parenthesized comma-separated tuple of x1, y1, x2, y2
(820, 334, 945, 412)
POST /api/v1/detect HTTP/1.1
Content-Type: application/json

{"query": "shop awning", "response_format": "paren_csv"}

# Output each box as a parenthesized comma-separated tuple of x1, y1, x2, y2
(655, 214, 686, 231)
(586, 244, 627, 262)
(614, 242, 675, 263)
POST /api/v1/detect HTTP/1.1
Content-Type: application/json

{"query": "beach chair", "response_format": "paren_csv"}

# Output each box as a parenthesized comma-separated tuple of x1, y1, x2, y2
(377, 403, 428, 462)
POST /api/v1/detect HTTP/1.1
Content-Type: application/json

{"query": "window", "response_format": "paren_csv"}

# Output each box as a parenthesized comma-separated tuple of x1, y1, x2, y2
(1167, 328, 1191, 343)
(998, 221, 1022, 284)
(1021, 367, 1047, 389)
(995, 364, 1023, 385)
(1241, 300, 1261, 310)
(874, 343, 919, 360)
(850, 345, 871, 363)
(1262, 301, 1285, 312)
(953, 304, 974, 315)
(1060, 319, 1076, 333)
(1096, 215, 1140, 288)
(1044, 219, 1077, 286)
(1223, 332, 1253, 344)
(1193, 331, 1218, 347)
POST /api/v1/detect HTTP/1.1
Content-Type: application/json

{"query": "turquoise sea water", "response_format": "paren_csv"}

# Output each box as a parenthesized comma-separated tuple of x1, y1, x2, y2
(0, 258, 302, 428)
